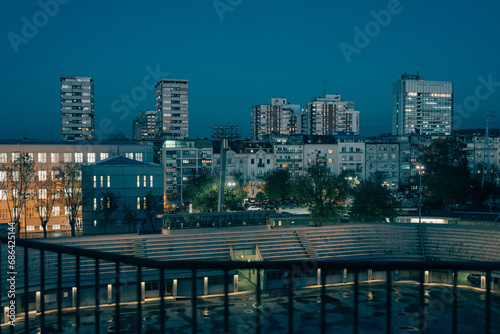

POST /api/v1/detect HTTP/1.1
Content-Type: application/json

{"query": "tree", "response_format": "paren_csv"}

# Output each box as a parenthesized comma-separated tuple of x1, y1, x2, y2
(294, 164, 349, 226)
(185, 171, 216, 202)
(97, 191, 121, 234)
(54, 162, 93, 237)
(4, 152, 34, 237)
(264, 169, 293, 202)
(106, 132, 130, 141)
(349, 180, 398, 222)
(32, 166, 60, 238)
(123, 204, 139, 233)
(419, 137, 471, 207)
(191, 181, 246, 212)
(141, 190, 164, 232)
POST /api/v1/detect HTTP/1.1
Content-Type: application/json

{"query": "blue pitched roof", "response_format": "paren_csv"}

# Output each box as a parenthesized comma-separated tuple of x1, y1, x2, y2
(94, 156, 152, 166)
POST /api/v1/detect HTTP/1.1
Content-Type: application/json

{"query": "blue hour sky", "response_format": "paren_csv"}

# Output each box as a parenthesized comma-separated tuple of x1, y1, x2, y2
(1, 0, 499, 140)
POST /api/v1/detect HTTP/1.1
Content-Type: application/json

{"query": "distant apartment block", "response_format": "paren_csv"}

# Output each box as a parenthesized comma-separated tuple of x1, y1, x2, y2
(303, 94, 360, 135)
(365, 142, 400, 190)
(133, 110, 157, 140)
(250, 98, 300, 141)
(155, 79, 189, 140)
(392, 73, 453, 136)
(161, 139, 213, 205)
(61, 76, 95, 140)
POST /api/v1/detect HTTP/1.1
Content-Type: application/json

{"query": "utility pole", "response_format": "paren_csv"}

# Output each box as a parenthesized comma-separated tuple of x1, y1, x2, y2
(482, 111, 496, 211)
(212, 125, 240, 212)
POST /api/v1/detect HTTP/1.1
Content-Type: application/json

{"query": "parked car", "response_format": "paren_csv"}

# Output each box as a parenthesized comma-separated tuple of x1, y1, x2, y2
(247, 206, 261, 211)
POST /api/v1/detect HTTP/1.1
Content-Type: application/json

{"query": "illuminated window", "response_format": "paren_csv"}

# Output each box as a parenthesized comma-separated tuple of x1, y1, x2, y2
(93, 175, 96, 188)
(52, 206, 60, 216)
(107, 175, 110, 187)
(38, 153, 47, 163)
(88, 153, 95, 163)
(39, 189, 47, 199)
(52, 225, 60, 230)
(63, 153, 72, 162)
(75, 153, 83, 163)
(150, 175, 153, 188)
(100, 176, 103, 188)
(51, 153, 59, 163)
(100, 153, 108, 160)
(136, 153, 143, 162)
(38, 170, 47, 181)
(12, 152, 20, 161)
(126, 153, 134, 159)
(0, 153, 6, 163)
(143, 175, 147, 187)
(137, 175, 140, 187)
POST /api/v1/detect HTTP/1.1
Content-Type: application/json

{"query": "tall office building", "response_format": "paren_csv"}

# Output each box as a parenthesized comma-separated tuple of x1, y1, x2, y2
(61, 76, 95, 140)
(133, 110, 157, 141)
(155, 79, 189, 140)
(250, 98, 300, 141)
(392, 73, 453, 136)
(303, 94, 360, 135)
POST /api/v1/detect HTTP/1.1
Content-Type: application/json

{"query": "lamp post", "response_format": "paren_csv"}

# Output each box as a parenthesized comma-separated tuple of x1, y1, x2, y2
(416, 165, 425, 225)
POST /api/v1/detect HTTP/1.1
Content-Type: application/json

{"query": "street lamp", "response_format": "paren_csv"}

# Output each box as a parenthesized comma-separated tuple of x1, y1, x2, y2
(416, 165, 425, 225)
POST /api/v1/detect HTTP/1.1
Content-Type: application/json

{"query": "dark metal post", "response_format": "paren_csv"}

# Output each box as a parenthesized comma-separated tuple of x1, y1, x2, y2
(115, 262, 120, 333)
(353, 269, 359, 334)
(95, 259, 100, 334)
(321, 268, 326, 334)
(224, 269, 229, 334)
(192, 268, 197, 334)
(419, 269, 425, 333)
(288, 269, 293, 334)
(256, 268, 262, 334)
(452, 269, 457, 334)
(23, 247, 28, 334)
(386, 270, 392, 334)
(486, 270, 491, 334)
(57, 252, 62, 332)
(160, 269, 165, 333)
(137, 266, 142, 334)
(41, 250, 45, 333)
(76, 255, 80, 333)
(218, 138, 227, 212)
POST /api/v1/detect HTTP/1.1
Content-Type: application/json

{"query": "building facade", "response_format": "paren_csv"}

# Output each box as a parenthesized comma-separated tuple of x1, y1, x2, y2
(155, 79, 189, 140)
(61, 76, 95, 140)
(0, 140, 154, 238)
(250, 98, 300, 141)
(133, 110, 157, 141)
(392, 73, 453, 136)
(365, 142, 400, 190)
(161, 139, 213, 205)
(303, 94, 360, 135)
(81, 156, 164, 235)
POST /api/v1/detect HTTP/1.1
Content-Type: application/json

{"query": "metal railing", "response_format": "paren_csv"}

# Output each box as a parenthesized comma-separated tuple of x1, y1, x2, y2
(1, 235, 499, 334)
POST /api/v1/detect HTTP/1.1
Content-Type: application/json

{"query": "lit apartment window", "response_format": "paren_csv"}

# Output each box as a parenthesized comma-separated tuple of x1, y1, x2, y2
(75, 153, 83, 163)
(137, 197, 141, 210)
(38, 153, 47, 163)
(0, 153, 7, 163)
(12, 152, 20, 161)
(136, 153, 143, 162)
(39, 189, 47, 199)
(143, 175, 147, 187)
(100, 176, 103, 188)
(52, 206, 60, 216)
(137, 175, 140, 187)
(100, 153, 108, 160)
(94, 198, 98, 211)
(0, 171, 6, 182)
(65, 206, 70, 215)
(94, 220, 97, 226)
(107, 175, 110, 188)
(38, 207, 47, 216)
(150, 175, 153, 188)
(93, 175, 96, 188)
(51, 153, 59, 163)
(38, 170, 47, 181)
(64, 153, 72, 162)
(126, 153, 134, 159)
(26, 226, 35, 232)
(88, 153, 95, 163)
(52, 225, 61, 230)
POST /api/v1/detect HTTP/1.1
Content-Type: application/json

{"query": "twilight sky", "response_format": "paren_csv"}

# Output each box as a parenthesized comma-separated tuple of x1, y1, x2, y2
(1, 0, 499, 140)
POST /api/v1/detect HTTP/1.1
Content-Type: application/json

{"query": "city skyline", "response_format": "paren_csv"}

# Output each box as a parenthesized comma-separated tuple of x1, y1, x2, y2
(1, 0, 499, 140)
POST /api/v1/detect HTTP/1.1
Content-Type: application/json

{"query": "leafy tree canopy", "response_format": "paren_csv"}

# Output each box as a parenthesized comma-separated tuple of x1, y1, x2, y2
(349, 180, 398, 222)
